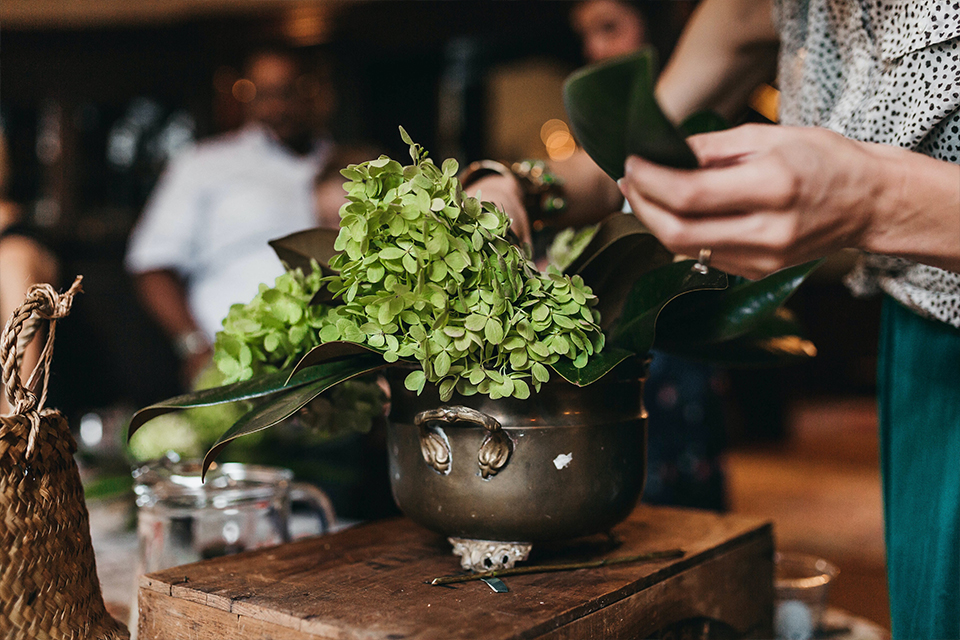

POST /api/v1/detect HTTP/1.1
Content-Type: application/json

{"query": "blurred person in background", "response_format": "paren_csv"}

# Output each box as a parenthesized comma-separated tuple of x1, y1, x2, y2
(0, 128, 60, 415)
(465, 0, 729, 511)
(573, 0, 648, 65)
(125, 57, 400, 521)
(126, 46, 334, 386)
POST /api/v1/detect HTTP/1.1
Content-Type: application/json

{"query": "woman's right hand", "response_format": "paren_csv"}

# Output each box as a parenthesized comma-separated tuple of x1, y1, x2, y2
(619, 123, 960, 279)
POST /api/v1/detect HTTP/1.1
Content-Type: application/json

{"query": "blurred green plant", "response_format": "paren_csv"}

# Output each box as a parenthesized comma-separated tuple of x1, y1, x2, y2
(128, 273, 386, 464)
(547, 225, 599, 272)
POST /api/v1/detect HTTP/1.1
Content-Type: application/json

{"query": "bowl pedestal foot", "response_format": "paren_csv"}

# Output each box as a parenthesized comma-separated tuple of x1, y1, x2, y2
(448, 537, 532, 571)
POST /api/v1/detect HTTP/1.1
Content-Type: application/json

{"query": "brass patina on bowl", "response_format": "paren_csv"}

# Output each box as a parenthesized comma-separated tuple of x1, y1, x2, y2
(386, 359, 647, 571)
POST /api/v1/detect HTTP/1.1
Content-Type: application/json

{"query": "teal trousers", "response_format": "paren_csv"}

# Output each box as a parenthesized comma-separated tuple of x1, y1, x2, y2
(878, 297, 960, 639)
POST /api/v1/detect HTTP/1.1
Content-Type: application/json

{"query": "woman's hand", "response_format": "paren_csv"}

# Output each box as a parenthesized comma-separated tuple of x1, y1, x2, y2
(465, 173, 532, 247)
(619, 123, 960, 279)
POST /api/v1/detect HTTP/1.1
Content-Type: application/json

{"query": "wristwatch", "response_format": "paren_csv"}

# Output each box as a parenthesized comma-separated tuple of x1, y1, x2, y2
(460, 159, 567, 231)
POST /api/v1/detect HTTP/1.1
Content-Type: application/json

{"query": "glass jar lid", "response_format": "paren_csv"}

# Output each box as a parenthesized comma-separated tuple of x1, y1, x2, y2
(133, 458, 292, 510)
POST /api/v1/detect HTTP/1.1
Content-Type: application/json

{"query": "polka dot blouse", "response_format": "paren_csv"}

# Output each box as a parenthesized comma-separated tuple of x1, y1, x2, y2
(775, 0, 960, 328)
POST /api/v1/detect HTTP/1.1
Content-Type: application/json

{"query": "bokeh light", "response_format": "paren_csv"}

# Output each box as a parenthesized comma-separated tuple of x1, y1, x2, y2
(232, 79, 257, 103)
(540, 118, 577, 161)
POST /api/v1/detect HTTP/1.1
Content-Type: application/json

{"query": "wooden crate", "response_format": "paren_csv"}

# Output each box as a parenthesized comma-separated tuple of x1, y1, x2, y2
(138, 505, 773, 639)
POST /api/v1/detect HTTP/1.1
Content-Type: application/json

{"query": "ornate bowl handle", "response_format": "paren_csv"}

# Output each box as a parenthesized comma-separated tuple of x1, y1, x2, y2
(414, 406, 513, 478)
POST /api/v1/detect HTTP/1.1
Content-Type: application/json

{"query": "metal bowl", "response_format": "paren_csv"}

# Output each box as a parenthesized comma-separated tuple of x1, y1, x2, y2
(386, 360, 647, 567)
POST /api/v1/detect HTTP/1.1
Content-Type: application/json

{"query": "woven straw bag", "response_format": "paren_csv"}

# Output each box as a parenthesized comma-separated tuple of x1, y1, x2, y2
(0, 278, 129, 640)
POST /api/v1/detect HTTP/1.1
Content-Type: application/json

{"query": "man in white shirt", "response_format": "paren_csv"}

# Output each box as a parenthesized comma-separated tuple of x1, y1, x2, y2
(126, 48, 331, 383)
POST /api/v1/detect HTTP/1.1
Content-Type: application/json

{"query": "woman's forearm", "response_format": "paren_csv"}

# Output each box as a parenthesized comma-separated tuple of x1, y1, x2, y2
(655, 0, 780, 124)
(864, 142, 960, 272)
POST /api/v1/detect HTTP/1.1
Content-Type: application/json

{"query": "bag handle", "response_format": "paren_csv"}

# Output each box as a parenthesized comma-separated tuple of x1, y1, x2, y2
(1, 276, 82, 460)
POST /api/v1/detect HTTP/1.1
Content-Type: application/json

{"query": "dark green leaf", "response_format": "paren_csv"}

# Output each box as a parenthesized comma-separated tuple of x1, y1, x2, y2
(564, 214, 673, 330)
(128, 354, 385, 440)
(564, 213, 666, 275)
(660, 308, 817, 367)
(606, 260, 728, 355)
(550, 347, 635, 386)
(655, 260, 822, 347)
(563, 48, 697, 180)
(268, 228, 341, 276)
(679, 111, 730, 136)
(201, 357, 384, 478)
(624, 55, 698, 171)
(268, 228, 344, 306)
(288, 341, 388, 380)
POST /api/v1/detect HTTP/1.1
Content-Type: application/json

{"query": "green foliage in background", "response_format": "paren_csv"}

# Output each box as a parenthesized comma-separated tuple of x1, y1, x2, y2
(128, 267, 386, 463)
(215, 266, 328, 384)
(547, 225, 599, 272)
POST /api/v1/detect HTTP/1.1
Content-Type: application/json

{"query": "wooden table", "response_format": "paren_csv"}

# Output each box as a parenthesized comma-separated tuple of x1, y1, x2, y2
(138, 505, 773, 639)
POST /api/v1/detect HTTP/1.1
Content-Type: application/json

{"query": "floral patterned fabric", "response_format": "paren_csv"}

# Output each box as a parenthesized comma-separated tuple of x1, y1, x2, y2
(775, 0, 960, 328)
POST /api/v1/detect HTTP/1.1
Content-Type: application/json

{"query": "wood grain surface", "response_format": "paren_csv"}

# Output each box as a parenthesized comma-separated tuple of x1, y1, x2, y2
(139, 505, 773, 640)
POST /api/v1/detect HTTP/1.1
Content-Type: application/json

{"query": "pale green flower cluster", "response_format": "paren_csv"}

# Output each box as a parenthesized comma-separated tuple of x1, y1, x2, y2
(320, 129, 604, 401)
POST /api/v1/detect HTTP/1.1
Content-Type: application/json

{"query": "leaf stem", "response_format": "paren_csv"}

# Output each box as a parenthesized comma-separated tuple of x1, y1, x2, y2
(428, 548, 684, 586)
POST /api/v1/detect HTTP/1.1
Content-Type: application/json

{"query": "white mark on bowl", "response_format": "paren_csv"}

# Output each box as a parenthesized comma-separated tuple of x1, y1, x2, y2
(553, 453, 573, 470)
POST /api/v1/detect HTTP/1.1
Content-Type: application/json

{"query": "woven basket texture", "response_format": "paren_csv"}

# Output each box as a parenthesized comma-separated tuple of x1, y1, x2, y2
(0, 279, 128, 639)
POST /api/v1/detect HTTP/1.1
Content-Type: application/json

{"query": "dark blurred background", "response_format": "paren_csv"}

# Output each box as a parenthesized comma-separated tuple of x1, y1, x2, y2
(0, 0, 879, 441)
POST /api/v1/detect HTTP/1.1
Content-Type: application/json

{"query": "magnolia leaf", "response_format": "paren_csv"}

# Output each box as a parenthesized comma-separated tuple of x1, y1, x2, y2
(662, 334, 817, 367)
(288, 341, 389, 381)
(268, 228, 340, 276)
(564, 48, 697, 180)
(607, 260, 728, 355)
(565, 214, 673, 330)
(564, 213, 660, 275)
(623, 56, 698, 171)
(654, 260, 823, 347)
(680, 111, 730, 136)
(550, 347, 635, 386)
(267, 228, 345, 306)
(200, 356, 384, 478)
(660, 308, 817, 367)
(128, 354, 383, 440)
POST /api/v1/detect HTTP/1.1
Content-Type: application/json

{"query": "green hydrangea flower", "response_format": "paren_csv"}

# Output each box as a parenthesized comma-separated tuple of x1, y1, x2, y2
(319, 128, 604, 401)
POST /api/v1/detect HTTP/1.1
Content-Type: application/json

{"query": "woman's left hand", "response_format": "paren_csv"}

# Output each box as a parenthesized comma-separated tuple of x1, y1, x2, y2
(466, 173, 532, 247)
(619, 124, 896, 279)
